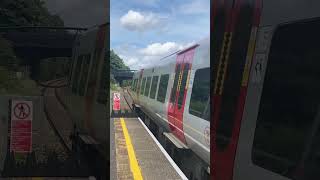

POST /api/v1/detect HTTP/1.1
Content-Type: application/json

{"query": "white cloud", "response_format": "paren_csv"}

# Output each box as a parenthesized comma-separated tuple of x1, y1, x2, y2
(119, 54, 139, 67)
(178, 0, 209, 15)
(120, 10, 166, 32)
(139, 42, 184, 56)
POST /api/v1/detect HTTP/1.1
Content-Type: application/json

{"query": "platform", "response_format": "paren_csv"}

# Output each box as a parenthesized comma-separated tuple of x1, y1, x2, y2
(110, 89, 187, 180)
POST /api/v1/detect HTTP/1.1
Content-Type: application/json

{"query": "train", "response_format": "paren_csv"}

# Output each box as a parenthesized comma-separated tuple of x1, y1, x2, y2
(63, 23, 109, 177)
(211, 0, 320, 180)
(128, 37, 210, 179)
(128, 0, 320, 179)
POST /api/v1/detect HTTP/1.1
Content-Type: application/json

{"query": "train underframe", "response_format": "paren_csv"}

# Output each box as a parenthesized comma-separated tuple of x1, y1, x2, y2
(70, 126, 108, 180)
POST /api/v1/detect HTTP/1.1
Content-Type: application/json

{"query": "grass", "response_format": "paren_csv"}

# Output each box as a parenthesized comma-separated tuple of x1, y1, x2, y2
(0, 67, 41, 96)
(110, 82, 119, 91)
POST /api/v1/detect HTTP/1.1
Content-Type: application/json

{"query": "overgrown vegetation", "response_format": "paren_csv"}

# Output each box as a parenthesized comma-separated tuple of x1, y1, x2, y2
(38, 57, 70, 82)
(110, 50, 129, 71)
(0, 36, 20, 69)
(110, 50, 130, 87)
(0, 66, 40, 95)
(121, 80, 132, 87)
(0, 0, 64, 95)
(0, 35, 41, 95)
(0, 0, 64, 27)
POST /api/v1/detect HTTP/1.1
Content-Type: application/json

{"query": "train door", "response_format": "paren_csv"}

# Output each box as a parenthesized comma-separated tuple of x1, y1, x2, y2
(167, 47, 196, 143)
(211, 0, 262, 179)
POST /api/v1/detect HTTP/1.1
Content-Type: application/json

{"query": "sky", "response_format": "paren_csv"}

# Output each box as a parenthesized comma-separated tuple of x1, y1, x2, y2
(44, 0, 108, 28)
(111, 0, 210, 70)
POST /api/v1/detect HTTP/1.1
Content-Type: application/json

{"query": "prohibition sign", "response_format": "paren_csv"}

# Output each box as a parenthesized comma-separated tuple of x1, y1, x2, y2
(14, 103, 31, 119)
(113, 93, 120, 101)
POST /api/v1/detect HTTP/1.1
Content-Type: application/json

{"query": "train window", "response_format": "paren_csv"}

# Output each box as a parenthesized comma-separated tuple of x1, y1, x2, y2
(136, 79, 139, 92)
(87, 49, 101, 98)
(69, 55, 76, 83)
(78, 54, 91, 96)
(90, 49, 100, 82)
(140, 77, 146, 95)
(177, 63, 190, 109)
(170, 64, 181, 103)
(131, 79, 134, 91)
(157, 74, 169, 103)
(144, 77, 151, 97)
(131, 79, 135, 91)
(135, 79, 139, 92)
(189, 68, 210, 121)
(134, 79, 138, 91)
(97, 56, 108, 104)
(150, 76, 159, 99)
(135, 79, 138, 92)
(72, 55, 83, 93)
(131, 79, 137, 91)
(132, 79, 135, 91)
(252, 20, 320, 179)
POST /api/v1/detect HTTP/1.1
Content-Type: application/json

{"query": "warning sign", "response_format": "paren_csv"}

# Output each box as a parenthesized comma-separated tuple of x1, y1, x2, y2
(113, 92, 120, 111)
(10, 100, 33, 153)
(14, 102, 31, 120)
(113, 92, 120, 101)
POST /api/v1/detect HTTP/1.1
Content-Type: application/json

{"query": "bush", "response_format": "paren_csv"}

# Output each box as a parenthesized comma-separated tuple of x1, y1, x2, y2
(0, 66, 40, 96)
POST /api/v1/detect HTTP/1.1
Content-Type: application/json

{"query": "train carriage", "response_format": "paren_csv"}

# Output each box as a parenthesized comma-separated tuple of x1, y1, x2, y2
(66, 23, 109, 161)
(212, 0, 320, 180)
(130, 0, 320, 179)
(129, 37, 210, 179)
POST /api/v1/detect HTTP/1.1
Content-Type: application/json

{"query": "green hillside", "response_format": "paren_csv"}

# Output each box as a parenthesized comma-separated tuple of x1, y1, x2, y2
(110, 50, 130, 89)
(0, 0, 64, 95)
(110, 50, 129, 72)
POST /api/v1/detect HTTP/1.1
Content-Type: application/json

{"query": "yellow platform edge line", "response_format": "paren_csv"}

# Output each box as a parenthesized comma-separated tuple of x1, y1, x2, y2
(120, 117, 144, 180)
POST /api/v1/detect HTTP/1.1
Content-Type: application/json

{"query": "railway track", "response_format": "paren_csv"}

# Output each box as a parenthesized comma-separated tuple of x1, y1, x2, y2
(40, 78, 72, 154)
(121, 88, 133, 111)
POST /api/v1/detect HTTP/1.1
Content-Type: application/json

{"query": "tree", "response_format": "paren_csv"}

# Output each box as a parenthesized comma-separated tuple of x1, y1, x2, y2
(110, 50, 129, 72)
(0, 0, 65, 78)
(0, 0, 64, 27)
(0, 35, 20, 69)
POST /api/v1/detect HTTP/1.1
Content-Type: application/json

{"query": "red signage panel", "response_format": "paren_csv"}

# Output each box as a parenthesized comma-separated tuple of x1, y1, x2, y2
(113, 92, 121, 111)
(10, 100, 33, 153)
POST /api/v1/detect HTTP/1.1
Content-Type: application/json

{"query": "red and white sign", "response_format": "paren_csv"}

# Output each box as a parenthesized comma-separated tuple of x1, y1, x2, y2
(113, 92, 120, 111)
(10, 100, 33, 153)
